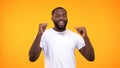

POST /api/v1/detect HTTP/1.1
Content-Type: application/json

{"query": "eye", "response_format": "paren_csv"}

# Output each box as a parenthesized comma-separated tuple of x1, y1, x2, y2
(55, 14, 60, 18)
(62, 14, 67, 17)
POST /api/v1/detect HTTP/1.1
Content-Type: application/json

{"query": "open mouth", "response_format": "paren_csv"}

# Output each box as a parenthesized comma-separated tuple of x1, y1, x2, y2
(59, 21, 65, 26)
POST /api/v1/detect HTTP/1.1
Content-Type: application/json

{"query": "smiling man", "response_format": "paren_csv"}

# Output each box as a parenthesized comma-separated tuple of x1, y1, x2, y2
(29, 7, 95, 68)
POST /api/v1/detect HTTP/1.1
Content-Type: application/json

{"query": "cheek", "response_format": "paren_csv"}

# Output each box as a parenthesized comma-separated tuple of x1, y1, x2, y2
(52, 17, 59, 21)
(65, 19, 68, 22)
(54, 19, 60, 22)
(64, 17, 68, 21)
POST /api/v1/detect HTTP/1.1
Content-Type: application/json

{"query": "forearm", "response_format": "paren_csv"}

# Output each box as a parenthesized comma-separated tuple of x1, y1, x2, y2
(83, 36, 95, 61)
(29, 33, 42, 62)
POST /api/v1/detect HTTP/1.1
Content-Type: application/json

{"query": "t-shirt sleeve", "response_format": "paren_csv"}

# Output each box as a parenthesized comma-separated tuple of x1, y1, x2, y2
(76, 35, 85, 50)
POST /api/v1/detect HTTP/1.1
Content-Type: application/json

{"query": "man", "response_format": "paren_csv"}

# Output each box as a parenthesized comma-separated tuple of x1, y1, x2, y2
(29, 7, 95, 68)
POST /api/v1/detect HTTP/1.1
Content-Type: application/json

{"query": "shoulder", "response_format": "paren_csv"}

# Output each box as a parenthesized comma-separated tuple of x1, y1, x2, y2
(44, 28, 53, 32)
(43, 28, 53, 34)
(66, 29, 80, 36)
(66, 29, 83, 39)
(41, 28, 53, 37)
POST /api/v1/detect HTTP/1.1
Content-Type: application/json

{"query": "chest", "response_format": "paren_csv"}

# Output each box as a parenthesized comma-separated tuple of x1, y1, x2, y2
(45, 33, 77, 51)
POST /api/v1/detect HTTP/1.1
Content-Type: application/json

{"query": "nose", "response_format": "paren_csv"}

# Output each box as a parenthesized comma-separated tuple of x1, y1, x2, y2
(59, 16, 64, 20)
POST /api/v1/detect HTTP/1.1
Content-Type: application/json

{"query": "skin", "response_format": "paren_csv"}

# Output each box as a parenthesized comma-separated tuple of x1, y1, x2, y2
(29, 8, 95, 62)
(29, 23, 47, 62)
(52, 9, 68, 32)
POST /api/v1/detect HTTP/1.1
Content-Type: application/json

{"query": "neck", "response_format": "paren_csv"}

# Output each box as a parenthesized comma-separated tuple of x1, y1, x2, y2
(53, 27, 66, 32)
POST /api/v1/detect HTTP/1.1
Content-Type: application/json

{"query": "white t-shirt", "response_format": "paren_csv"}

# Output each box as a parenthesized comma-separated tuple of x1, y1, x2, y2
(40, 28, 85, 68)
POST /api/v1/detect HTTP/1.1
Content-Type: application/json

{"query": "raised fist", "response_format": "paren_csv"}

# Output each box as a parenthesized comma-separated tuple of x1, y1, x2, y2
(38, 23, 47, 34)
(75, 27, 87, 38)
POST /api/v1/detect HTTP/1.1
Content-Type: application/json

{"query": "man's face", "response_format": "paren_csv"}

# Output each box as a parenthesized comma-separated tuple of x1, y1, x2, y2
(52, 9, 68, 30)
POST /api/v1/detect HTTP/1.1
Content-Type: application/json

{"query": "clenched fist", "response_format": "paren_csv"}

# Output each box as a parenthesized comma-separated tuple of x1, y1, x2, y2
(38, 23, 47, 35)
(75, 27, 87, 38)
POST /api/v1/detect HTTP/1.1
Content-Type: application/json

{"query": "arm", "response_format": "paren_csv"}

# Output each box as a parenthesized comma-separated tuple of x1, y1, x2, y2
(29, 23, 47, 62)
(75, 27, 95, 61)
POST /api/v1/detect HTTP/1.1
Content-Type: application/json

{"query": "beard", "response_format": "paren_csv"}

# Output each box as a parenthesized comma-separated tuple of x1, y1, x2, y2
(53, 20, 68, 31)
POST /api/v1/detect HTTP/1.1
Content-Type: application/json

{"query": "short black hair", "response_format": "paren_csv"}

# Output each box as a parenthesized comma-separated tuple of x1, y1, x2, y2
(52, 7, 67, 15)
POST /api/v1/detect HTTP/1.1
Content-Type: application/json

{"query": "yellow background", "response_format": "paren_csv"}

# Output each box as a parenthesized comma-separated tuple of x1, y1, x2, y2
(0, 0, 120, 68)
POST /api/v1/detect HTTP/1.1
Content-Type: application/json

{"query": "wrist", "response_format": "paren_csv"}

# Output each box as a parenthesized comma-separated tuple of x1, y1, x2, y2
(83, 35, 88, 39)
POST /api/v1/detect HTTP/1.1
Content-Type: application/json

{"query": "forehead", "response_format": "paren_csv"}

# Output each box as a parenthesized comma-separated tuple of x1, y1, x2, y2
(53, 9, 67, 14)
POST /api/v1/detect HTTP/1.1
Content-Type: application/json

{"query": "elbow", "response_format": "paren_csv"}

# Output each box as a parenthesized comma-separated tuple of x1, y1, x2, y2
(29, 56, 37, 62)
(29, 50, 41, 62)
(87, 55, 95, 61)
(87, 57, 95, 61)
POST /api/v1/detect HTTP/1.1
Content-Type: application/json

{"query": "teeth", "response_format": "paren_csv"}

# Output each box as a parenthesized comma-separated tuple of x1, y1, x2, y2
(59, 21, 64, 25)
